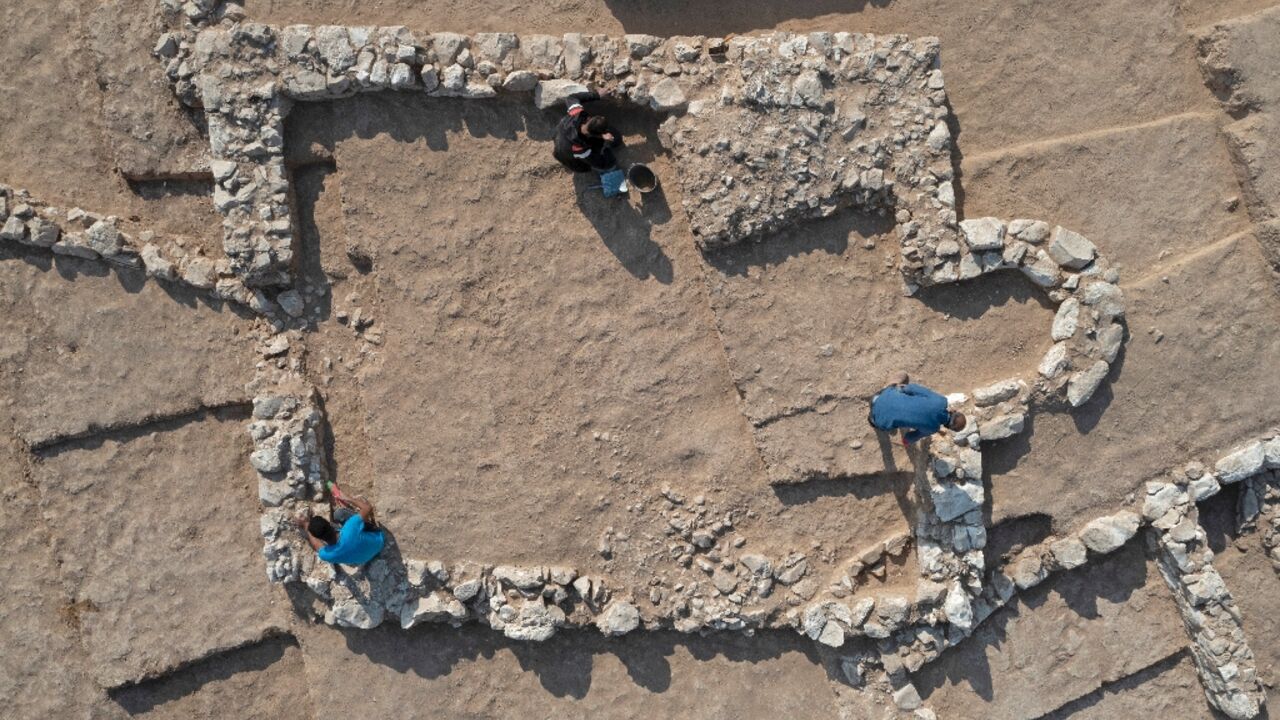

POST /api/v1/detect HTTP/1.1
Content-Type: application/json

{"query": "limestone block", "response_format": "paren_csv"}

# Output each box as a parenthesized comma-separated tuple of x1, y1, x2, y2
(1009, 219, 1049, 243)
(960, 217, 1006, 252)
(1049, 536, 1088, 569)
(979, 413, 1025, 442)
(1067, 360, 1110, 407)
(400, 593, 467, 629)
(534, 79, 588, 110)
(1047, 226, 1097, 269)
(932, 480, 983, 522)
(1051, 297, 1080, 340)
(502, 69, 538, 92)
(1079, 511, 1141, 554)
(1038, 342, 1070, 379)
(973, 380, 1021, 406)
(649, 77, 688, 112)
(1216, 441, 1265, 483)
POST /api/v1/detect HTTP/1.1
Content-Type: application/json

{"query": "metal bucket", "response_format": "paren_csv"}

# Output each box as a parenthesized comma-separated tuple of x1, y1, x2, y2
(627, 164, 658, 193)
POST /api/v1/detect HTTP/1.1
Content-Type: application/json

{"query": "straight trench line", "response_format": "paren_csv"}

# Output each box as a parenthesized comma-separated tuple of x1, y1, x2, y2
(1124, 227, 1255, 287)
(961, 110, 1216, 167)
(29, 400, 252, 455)
(1030, 649, 1190, 720)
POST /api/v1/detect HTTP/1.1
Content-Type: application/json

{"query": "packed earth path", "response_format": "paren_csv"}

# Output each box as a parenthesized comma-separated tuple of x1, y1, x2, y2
(2, 0, 1279, 719)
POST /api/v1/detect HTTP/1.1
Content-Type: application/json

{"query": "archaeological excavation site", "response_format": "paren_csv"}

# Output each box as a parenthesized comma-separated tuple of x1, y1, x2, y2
(3, 0, 1280, 718)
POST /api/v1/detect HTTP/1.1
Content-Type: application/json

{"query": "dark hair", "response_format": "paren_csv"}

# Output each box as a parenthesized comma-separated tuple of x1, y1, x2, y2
(583, 116, 609, 136)
(308, 516, 338, 544)
(948, 411, 967, 431)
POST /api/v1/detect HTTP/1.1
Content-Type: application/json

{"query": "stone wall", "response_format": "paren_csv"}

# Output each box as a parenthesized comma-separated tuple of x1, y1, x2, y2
(157, 16, 959, 289)
(0, 183, 276, 313)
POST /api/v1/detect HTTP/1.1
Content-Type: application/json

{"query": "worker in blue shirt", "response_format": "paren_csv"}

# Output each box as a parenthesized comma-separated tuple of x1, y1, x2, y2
(869, 372, 966, 446)
(295, 491, 385, 566)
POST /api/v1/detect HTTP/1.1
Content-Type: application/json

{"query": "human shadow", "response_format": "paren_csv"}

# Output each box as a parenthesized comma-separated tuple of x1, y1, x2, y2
(30, 404, 250, 457)
(566, 96, 676, 283)
(982, 513, 1052, 572)
(125, 176, 214, 201)
(1198, 481, 1243, 555)
(600, 0, 893, 36)
(573, 172, 674, 283)
(981, 411, 1036, 483)
(772, 470, 913, 506)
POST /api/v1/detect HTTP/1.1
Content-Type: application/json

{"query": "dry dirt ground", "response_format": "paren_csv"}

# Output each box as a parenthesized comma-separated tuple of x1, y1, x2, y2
(1, 0, 1279, 719)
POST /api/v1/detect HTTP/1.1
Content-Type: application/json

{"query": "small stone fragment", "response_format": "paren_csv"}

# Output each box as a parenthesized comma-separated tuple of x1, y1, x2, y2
(893, 683, 922, 711)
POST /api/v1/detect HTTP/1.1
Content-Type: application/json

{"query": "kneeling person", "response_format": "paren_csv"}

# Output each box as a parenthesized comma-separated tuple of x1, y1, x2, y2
(297, 495, 385, 566)
(553, 89, 623, 172)
(869, 372, 966, 446)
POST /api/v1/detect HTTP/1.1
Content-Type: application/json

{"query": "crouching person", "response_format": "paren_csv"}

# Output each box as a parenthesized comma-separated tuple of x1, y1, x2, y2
(295, 494, 385, 566)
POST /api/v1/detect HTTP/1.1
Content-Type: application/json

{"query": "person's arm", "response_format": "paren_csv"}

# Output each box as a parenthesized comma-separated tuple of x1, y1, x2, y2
(566, 90, 602, 105)
(565, 91, 601, 117)
(348, 496, 377, 527)
(293, 514, 328, 552)
(903, 428, 925, 445)
(900, 383, 944, 401)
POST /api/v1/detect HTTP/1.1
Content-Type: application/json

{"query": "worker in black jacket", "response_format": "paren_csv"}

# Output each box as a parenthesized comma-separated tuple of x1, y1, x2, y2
(553, 90, 623, 173)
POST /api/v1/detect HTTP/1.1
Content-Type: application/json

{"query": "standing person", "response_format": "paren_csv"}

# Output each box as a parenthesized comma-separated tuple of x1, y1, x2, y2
(294, 491, 385, 567)
(868, 372, 966, 446)
(553, 89, 623, 173)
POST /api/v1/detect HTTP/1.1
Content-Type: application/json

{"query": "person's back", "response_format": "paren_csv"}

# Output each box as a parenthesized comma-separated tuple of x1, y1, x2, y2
(552, 90, 621, 172)
(317, 513, 385, 566)
(296, 494, 386, 567)
(870, 379, 964, 444)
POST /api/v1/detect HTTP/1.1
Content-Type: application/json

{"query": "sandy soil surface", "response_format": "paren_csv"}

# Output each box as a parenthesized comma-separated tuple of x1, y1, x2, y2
(2, 0, 1279, 718)
(0, 247, 254, 447)
(913, 541, 1194, 718)
(283, 95, 924, 588)
(33, 408, 289, 688)
(295, 622, 841, 719)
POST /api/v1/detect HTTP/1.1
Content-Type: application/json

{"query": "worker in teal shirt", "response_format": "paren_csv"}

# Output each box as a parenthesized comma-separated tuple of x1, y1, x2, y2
(869, 372, 966, 445)
(295, 493, 385, 566)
